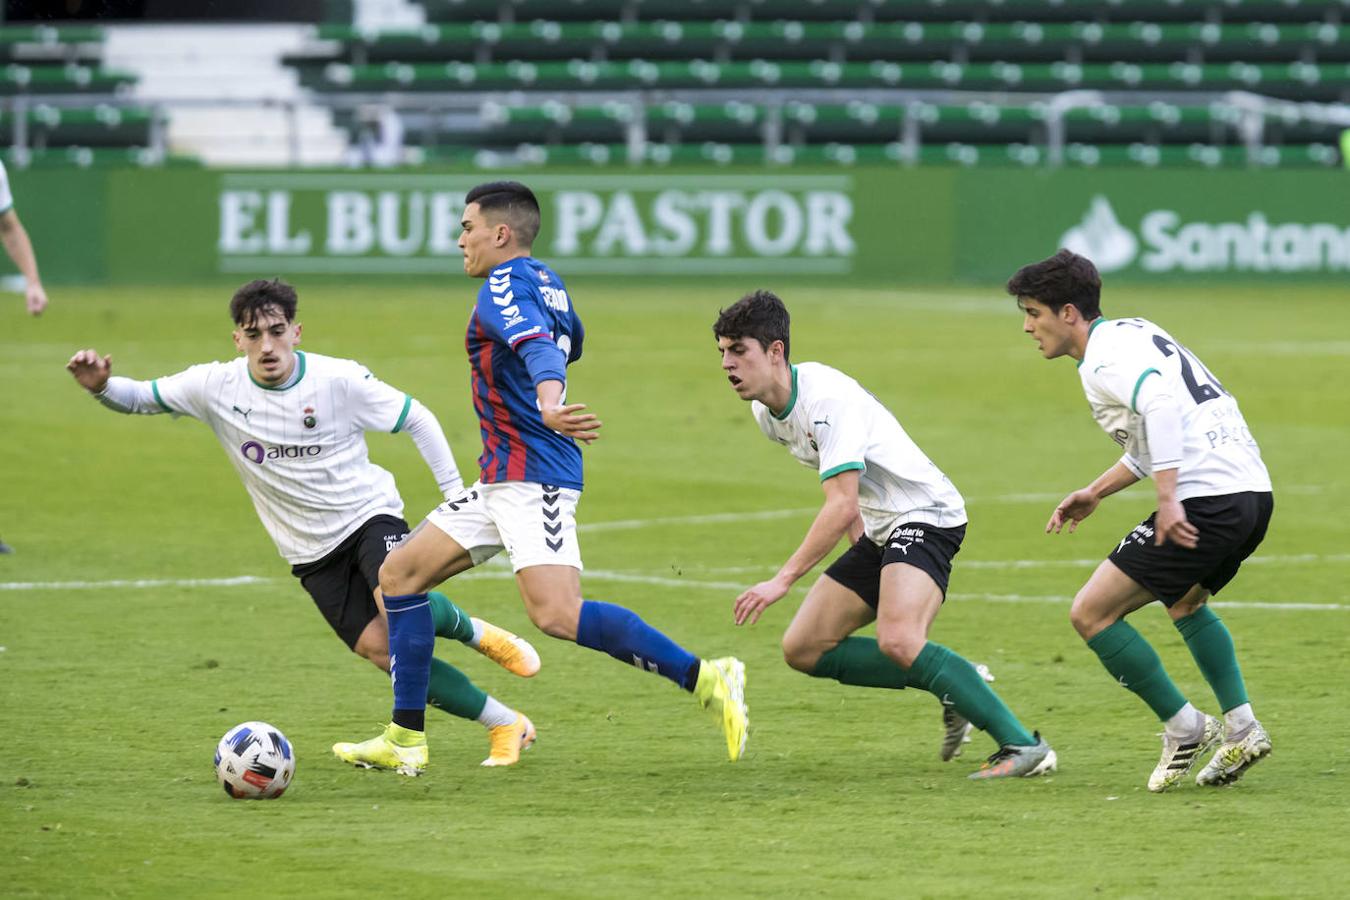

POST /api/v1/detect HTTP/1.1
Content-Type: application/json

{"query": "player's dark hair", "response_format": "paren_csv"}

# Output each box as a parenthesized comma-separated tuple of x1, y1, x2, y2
(465, 180, 541, 247)
(1005, 249, 1103, 320)
(713, 289, 791, 362)
(230, 278, 298, 328)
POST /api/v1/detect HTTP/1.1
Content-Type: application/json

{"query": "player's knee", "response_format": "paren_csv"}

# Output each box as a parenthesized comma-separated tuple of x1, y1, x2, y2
(877, 631, 923, 669)
(378, 552, 417, 597)
(359, 646, 391, 671)
(352, 635, 391, 671)
(781, 634, 819, 673)
(1068, 599, 1105, 640)
(526, 602, 579, 641)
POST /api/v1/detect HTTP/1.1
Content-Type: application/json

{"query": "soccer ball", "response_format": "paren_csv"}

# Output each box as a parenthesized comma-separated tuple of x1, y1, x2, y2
(214, 721, 295, 799)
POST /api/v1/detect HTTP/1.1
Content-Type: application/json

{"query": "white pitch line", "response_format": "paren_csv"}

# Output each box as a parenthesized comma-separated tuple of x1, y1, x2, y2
(578, 507, 815, 533)
(949, 592, 1346, 612)
(0, 569, 1341, 611)
(576, 486, 1329, 534)
(0, 575, 273, 592)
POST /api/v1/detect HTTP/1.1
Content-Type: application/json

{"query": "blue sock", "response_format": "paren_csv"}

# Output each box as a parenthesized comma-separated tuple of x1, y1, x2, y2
(385, 592, 434, 731)
(576, 600, 701, 691)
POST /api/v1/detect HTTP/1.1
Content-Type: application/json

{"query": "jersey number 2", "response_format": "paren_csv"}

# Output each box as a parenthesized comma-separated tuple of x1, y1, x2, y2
(1151, 335, 1227, 405)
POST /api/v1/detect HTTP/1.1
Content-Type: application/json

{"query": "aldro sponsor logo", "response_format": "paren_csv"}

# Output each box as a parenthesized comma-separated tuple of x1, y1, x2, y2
(239, 440, 323, 465)
(1061, 195, 1350, 274)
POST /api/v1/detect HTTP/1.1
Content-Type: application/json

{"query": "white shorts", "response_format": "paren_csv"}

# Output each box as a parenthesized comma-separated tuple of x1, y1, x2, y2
(424, 481, 583, 572)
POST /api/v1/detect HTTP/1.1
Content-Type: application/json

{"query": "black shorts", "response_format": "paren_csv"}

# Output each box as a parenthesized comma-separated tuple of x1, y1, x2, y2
(290, 514, 410, 649)
(1108, 491, 1274, 606)
(822, 522, 966, 609)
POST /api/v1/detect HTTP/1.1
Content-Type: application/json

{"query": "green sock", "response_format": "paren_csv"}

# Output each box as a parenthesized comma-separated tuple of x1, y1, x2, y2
(909, 642, 1036, 747)
(811, 636, 917, 689)
(428, 591, 475, 643)
(1086, 620, 1187, 721)
(427, 656, 488, 720)
(1174, 606, 1249, 712)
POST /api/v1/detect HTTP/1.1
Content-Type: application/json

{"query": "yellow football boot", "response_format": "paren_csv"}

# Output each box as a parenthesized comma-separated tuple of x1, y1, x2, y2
(471, 617, 542, 677)
(694, 657, 748, 762)
(332, 723, 427, 776)
(481, 712, 537, 767)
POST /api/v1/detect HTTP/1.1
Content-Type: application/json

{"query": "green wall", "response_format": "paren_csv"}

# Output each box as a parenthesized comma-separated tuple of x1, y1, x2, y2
(8, 166, 1350, 284)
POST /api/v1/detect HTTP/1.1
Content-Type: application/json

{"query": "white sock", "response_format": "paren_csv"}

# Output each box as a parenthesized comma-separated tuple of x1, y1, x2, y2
(1164, 702, 1203, 739)
(467, 618, 485, 649)
(1224, 703, 1256, 737)
(477, 696, 518, 729)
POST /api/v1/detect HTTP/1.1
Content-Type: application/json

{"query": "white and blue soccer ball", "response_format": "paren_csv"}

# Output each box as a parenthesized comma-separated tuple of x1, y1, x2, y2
(214, 721, 295, 799)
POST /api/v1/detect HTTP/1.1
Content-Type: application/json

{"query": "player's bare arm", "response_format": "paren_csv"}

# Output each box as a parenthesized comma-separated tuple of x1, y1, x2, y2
(1151, 467, 1199, 549)
(0, 208, 47, 316)
(67, 348, 112, 392)
(1047, 460, 1139, 534)
(537, 378, 601, 443)
(734, 470, 860, 626)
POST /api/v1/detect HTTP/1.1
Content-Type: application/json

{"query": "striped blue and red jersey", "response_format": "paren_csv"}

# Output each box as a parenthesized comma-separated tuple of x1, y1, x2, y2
(465, 255, 585, 490)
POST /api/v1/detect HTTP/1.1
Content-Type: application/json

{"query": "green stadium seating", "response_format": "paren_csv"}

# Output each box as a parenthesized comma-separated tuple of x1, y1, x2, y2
(0, 104, 159, 148)
(282, 0, 1350, 168)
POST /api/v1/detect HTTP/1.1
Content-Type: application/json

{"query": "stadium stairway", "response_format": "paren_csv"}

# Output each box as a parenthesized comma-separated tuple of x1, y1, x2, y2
(102, 25, 350, 166)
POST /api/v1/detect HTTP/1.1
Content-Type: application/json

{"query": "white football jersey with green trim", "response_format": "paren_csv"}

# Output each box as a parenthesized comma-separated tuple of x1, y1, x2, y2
(1077, 317, 1271, 500)
(151, 351, 412, 563)
(752, 362, 967, 542)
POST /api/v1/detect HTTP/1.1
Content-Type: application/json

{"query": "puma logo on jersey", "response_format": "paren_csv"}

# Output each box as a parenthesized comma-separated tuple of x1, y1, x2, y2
(232, 405, 252, 420)
(812, 416, 831, 428)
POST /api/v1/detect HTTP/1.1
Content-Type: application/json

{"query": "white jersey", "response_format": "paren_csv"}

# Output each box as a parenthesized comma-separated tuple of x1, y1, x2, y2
(1078, 317, 1271, 501)
(752, 362, 967, 543)
(150, 351, 418, 564)
(0, 159, 14, 213)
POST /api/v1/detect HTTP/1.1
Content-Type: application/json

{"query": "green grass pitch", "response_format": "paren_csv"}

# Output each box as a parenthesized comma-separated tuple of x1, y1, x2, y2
(2, 279, 1348, 897)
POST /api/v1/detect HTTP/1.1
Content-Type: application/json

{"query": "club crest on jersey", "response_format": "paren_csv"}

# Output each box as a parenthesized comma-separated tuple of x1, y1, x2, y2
(303, 406, 317, 429)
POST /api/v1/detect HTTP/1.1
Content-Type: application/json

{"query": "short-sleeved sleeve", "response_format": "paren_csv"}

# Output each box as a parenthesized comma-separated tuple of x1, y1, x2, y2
(806, 392, 868, 482)
(348, 363, 413, 433)
(0, 160, 14, 214)
(150, 362, 217, 420)
(1084, 338, 1162, 414)
(475, 275, 554, 349)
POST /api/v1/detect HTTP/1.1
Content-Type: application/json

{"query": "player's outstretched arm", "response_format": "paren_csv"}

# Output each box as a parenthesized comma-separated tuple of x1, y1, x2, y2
(67, 349, 171, 416)
(0, 208, 47, 315)
(1047, 460, 1140, 534)
(398, 398, 464, 499)
(537, 378, 601, 444)
(67, 348, 112, 393)
(734, 470, 860, 626)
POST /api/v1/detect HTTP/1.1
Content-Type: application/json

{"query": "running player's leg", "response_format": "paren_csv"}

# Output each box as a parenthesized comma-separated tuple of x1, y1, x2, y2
(1072, 560, 1222, 790)
(1072, 559, 1195, 722)
(783, 572, 909, 687)
(876, 564, 1036, 750)
(332, 507, 486, 775)
(514, 562, 747, 761)
(784, 538, 903, 687)
(518, 563, 703, 690)
(373, 521, 475, 735)
(1173, 493, 1274, 785)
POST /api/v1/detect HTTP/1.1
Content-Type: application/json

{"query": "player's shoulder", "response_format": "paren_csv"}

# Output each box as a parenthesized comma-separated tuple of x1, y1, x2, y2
(180, 358, 237, 382)
(796, 361, 863, 402)
(487, 256, 567, 298)
(298, 350, 354, 374)
(300, 351, 389, 385)
(1086, 317, 1159, 363)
